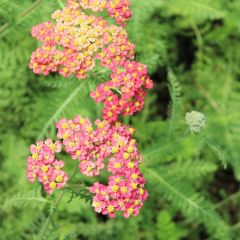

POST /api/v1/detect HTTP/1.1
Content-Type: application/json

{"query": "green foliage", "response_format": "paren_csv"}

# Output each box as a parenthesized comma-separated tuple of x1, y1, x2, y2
(3, 188, 49, 210)
(164, 0, 226, 22)
(0, 0, 240, 239)
(156, 210, 187, 240)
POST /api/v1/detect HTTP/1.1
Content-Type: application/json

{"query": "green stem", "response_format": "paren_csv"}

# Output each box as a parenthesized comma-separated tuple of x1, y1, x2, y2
(37, 191, 65, 240)
(37, 166, 79, 240)
(214, 191, 240, 209)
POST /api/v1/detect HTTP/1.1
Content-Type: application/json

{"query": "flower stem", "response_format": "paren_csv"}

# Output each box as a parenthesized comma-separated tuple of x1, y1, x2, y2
(37, 165, 79, 240)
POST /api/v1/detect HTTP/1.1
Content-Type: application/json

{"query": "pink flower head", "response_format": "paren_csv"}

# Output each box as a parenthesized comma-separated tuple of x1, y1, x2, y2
(53, 116, 150, 218)
(91, 61, 153, 122)
(30, 1, 134, 79)
(26, 139, 68, 194)
(106, 0, 132, 26)
(28, 0, 150, 218)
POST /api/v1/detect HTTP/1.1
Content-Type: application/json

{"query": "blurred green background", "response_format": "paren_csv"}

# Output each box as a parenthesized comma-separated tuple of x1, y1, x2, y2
(0, 0, 240, 239)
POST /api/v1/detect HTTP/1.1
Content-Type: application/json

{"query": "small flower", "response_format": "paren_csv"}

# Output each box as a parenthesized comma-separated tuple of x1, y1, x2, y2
(185, 111, 206, 133)
(26, 139, 68, 194)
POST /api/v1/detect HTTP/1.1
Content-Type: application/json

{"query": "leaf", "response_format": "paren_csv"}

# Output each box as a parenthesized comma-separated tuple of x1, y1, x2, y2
(165, 0, 226, 22)
(145, 169, 231, 240)
(3, 188, 49, 210)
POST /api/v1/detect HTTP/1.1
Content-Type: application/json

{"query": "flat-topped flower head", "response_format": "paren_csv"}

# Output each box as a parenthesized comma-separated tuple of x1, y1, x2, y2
(30, 1, 134, 79)
(56, 115, 148, 217)
(67, 0, 132, 26)
(106, 0, 132, 26)
(91, 61, 153, 122)
(56, 115, 139, 176)
(26, 139, 68, 194)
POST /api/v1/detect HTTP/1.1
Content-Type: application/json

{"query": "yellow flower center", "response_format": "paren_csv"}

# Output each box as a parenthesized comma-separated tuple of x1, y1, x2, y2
(114, 162, 121, 168)
(79, 118, 86, 124)
(111, 185, 119, 193)
(112, 146, 119, 154)
(114, 177, 120, 183)
(94, 201, 101, 208)
(139, 188, 144, 195)
(41, 165, 48, 173)
(86, 127, 93, 133)
(49, 143, 56, 151)
(131, 174, 138, 180)
(49, 182, 57, 189)
(121, 187, 128, 194)
(127, 162, 135, 168)
(127, 208, 134, 214)
(131, 183, 137, 190)
(56, 175, 63, 183)
(127, 146, 133, 153)
(43, 175, 48, 181)
(76, 150, 81, 157)
(107, 205, 115, 213)
(123, 152, 130, 160)
(63, 133, 70, 140)
(32, 153, 38, 160)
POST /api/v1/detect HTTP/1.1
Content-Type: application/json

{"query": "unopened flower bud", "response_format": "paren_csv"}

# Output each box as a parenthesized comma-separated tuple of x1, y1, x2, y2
(185, 111, 206, 132)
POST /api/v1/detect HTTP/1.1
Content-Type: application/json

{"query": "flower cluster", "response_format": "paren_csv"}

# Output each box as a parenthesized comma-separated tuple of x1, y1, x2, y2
(96, 26, 135, 70)
(69, 0, 107, 12)
(106, 0, 132, 26)
(90, 126, 148, 218)
(91, 61, 153, 122)
(26, 139, 68, 194)
(28, 0, 151, 218)
(56, 115, 148, 217)
(67, 0, 131, 26)
(29, 1, 153, 121)
(29, 2, 133, 79)
(56, 116, 112, 176)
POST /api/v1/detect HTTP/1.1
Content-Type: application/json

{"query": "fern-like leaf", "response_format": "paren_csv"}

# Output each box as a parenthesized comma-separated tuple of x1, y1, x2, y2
(3, 188, 49, 210)
(145, 169, 231, 240)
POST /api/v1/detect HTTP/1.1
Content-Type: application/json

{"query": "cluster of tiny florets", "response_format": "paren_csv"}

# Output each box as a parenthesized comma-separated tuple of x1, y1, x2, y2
(89, 123, 148, 218)
(106, 0, 131, 26)
(67, 0, 131, 26)
(28, 0, 150, 218)
(56, 116, 112, 176)
(29, 1, 134, 79)
(26, 139, 68, 194)
(55, 115, 148, 218)
(29, 1, 153, 121)
(91, 61, 153, 122)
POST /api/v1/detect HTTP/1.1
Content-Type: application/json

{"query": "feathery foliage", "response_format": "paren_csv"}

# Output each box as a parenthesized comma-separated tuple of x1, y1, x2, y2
(0, 0, 240, 239)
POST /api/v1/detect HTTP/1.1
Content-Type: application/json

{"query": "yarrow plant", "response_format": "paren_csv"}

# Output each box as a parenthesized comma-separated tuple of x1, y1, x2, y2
(90, 61, 153, 122)
(57, 116, 148, 217)
(27, 0, 152, 218)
